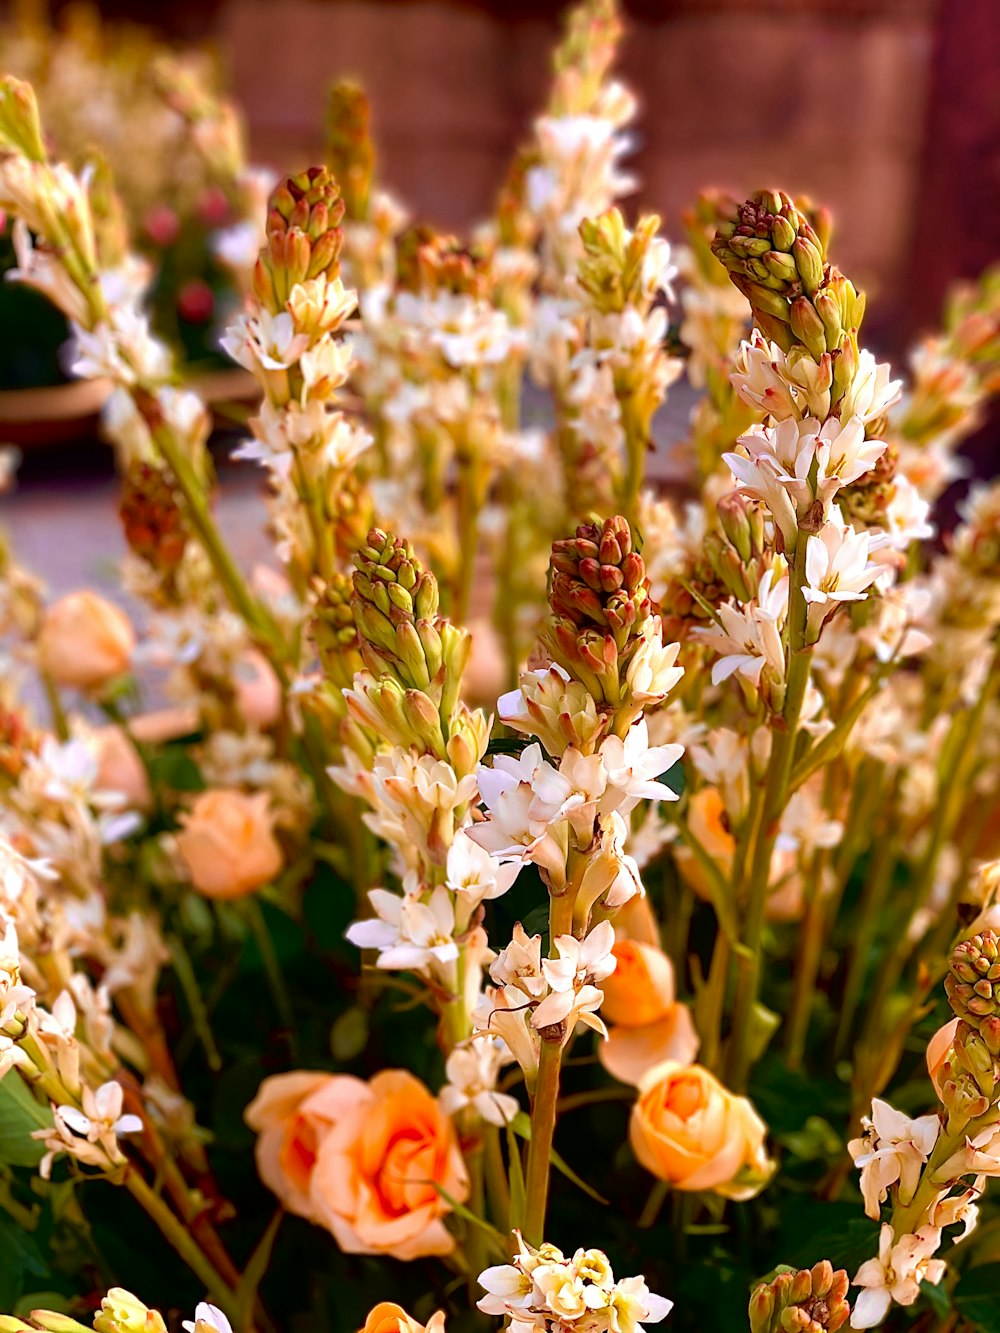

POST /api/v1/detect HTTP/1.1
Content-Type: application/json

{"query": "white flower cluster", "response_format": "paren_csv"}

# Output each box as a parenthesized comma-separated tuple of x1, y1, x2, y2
(478, 1231, 672, 1333)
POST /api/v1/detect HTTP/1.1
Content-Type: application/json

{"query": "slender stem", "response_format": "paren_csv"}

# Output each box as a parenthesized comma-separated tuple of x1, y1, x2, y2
(124, 1169, 239, 1311)
(698, 933, 730, 1073)
(522, 1038, 562, 1247)
(243, 899, 296, 1049)
(834, 825, 897, 1058)
(783, 847, 828, 1067)
(41, 673, 69, 741)
(483, 1122, 511, 1226)
(522, 885, 577, 1246)
(138, 399, 281, 658)
(728, 536, 812, 1089)
(637, 1178, 669, 1229)
(168, 931, 223, 1072)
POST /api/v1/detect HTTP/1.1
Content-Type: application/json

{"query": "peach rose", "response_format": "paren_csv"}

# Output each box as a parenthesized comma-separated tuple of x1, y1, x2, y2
(234, 650, 282, 729)
(245, 1071, 365, 1220)
(599, 940, 699, 1086)
(360, 1305, 446, 1333)
(93, 726, 151, 811)
(630, 1061, 772, 1199)
(676, 787, 734, 899)
(176, 789, 283, 899)
(37, 591, 134, 691)
(310, 1069, 468, 1260)
(602, 940, 677, 1028)
(926, 1017, 960, 1097)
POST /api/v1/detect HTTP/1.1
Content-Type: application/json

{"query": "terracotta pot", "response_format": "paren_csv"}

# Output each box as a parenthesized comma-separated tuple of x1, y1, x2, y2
(0, 378, 112, 447)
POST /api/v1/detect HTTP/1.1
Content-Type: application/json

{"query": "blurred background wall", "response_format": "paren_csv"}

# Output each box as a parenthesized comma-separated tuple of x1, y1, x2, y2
(25, 0, 999, 358)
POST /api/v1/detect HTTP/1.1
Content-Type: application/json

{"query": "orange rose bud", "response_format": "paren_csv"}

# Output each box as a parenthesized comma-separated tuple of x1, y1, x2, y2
(602, 940, 676, 1028)
(360, 1305, 446, 1333)
(176, 789, 283, 899)
(36, 591, 134, 692)
(630, 1062, 773, 1200)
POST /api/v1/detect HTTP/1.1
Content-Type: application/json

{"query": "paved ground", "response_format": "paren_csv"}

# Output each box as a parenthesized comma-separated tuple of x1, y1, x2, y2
(0, 384, 698, 604)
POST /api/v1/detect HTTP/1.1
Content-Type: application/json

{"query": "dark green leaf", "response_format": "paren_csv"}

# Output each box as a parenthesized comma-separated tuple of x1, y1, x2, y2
(0, 1077, 53, 1167)
(954, 1264, 1000, 1332)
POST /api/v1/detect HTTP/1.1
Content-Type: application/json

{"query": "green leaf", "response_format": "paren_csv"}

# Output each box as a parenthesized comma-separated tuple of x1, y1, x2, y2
(148, 748, 204, 793)
(508, 1110, 609, 1205)
(663, 760, 686, 797)
(0, 1212, 49, 1308)
(235, 1208, 284, 1329)
(506, 1122, 526, 1233)
(430, 1182, 509, 1257)
(954, 1264, 1000, 1332)
(0, 1077, 53, 1168)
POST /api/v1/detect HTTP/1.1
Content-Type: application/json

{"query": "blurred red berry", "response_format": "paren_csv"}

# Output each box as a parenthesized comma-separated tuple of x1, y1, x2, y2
(177, 279, 215, 324)
(198, 185, 230, 227)
(144, 203, 180, 248)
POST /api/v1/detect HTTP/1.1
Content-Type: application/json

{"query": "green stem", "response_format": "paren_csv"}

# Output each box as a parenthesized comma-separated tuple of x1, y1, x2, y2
(243, 899, 297, 1050)
(637, 1178, 669, 1229)
(41, 673, 69, 741)
(522, 1038, 562, 1247)
(483, 1122, 511, 1225)
(125, 1169, 239, 1312)
(140, 401, 281, 658)
(783, 847, 828, 1068)
(834, 825, 897, 1058)
(728, 536, 812, 1089)
(522, 885, 576, 1246)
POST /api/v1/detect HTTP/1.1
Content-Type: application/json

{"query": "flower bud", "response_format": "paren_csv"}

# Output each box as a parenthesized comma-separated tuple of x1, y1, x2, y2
(36, 591, 135, 692)
(93, 1290, 168, 1333)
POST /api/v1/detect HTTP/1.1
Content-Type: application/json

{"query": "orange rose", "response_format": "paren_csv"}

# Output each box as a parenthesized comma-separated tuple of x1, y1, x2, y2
(37, 591, 134, 691)
(245, 1071, 366, 1220)
(93, 726, 151, 811)
(360, 1305, 446, 1333)
(602, 940, 677, 1027)
(630, 1062, 772, 1199)
(310, 1069, 468, 1260)
(599, 940, 699, 1086)
(176, 789, 283, 899)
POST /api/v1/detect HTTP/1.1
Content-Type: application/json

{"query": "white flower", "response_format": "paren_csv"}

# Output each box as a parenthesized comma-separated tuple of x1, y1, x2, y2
(439, 1042, 519, 1126)
(692, 569, 787, 689)
(851, 1224, 945, 1328)
(346, 884, 458, 974)
(726, 415, 887, 539)
(490, 923, 548, 999)
(598, 719, 684, 815)
(57, 1081, 142, 1145)
(848, 1100, 940, 1220)
(470, 745, 569, 886)
(839, 350, 903, 425)
(625, 626, 684, 705)
(183, 1304, 233, 1333)
(446, 830, 521, 906)
(532, 920, 617, 1036)
(881, 475, 935, 551)
(731, 333, 801, 420)
(802, 517, 881, 637)
(221, 309, 308, 375)
(478, 1233, 672, 1330)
